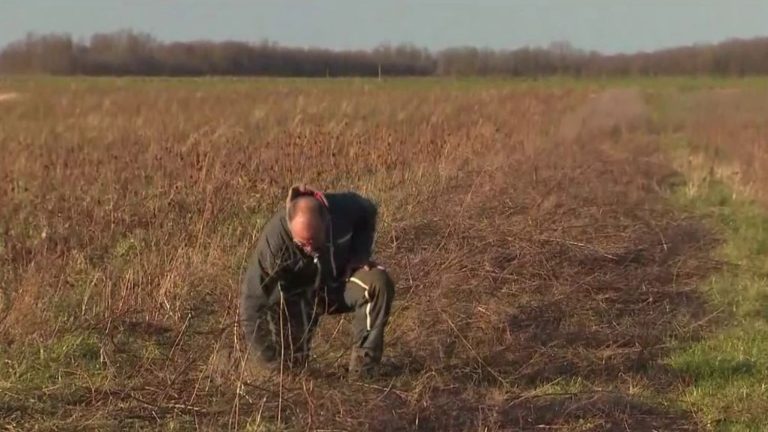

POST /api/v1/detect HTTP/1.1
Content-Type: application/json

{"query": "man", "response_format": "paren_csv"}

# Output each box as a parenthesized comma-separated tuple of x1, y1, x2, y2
(240, 185, 395, 378)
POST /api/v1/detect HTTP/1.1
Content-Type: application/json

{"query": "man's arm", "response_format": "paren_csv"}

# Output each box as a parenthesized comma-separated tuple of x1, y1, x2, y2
(348, 194, 378, 265)
(239, 218, 291, 350)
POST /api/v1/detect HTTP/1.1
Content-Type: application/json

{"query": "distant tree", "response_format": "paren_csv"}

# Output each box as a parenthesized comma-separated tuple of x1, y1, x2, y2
(4, 31, 768, 77)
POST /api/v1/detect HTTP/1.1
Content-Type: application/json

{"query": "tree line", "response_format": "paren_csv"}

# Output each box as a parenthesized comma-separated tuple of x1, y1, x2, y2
(3, 30, 768, 77)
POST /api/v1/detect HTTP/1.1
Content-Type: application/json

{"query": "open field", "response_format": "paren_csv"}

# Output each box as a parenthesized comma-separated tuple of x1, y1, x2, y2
(1, 77, 767, 431)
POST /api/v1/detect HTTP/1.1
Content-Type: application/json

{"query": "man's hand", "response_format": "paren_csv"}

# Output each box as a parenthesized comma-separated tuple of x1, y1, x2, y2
(344, 259, 383, 280)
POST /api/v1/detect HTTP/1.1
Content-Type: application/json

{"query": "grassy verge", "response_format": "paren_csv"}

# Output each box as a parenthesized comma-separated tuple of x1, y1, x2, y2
(6, 75, 768, 94)
(661, 133, 768, 430)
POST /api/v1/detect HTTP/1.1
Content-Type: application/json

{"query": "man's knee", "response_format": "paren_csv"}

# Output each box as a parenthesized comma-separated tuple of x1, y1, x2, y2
(359, 268, 395, 299)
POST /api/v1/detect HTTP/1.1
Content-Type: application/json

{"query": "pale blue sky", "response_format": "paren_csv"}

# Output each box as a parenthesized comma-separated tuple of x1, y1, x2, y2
(2, 0, 768, 53)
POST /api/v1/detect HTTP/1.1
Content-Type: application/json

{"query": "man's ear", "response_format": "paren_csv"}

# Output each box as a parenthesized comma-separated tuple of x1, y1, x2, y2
(286, 184, 304, 208)
(286, 184, 313, 213)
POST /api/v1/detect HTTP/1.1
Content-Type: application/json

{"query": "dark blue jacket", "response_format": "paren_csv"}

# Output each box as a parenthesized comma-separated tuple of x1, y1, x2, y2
(239, 192, 377, 337)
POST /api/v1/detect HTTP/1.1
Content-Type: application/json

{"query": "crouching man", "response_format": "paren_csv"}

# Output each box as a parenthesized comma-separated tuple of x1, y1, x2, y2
(240, 185, 395, 378)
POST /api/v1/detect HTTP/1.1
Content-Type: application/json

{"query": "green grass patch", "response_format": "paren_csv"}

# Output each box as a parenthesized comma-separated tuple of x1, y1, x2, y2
(6, 75, 768, 95)
(0, 331, 107, 426)
(665, 173, 768, 430)
(0, 332, 103, 386)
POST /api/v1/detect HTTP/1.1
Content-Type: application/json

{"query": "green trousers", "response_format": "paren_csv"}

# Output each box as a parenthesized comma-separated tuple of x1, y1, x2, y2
(246, 267, 395, 369)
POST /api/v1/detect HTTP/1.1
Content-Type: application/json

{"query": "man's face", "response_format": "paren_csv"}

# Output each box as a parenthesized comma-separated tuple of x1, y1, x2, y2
(289, 199, 326, 255)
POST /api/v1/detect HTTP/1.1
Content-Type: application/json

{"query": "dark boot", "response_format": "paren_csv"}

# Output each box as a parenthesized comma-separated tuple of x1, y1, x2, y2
(242, 291, 318, 372)
(348, 347, 377, 379)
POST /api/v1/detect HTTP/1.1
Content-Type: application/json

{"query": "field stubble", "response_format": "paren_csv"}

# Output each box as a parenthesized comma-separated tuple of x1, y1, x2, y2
(0, 80, 716, 430)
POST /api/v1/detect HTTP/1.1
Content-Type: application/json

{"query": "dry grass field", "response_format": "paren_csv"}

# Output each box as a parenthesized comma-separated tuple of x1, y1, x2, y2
(1, 77, 766, 431)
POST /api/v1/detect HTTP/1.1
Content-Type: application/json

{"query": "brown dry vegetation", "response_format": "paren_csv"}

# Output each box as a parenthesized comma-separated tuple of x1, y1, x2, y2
(0, 79, 718, 430)
(675, 88, 768, 206)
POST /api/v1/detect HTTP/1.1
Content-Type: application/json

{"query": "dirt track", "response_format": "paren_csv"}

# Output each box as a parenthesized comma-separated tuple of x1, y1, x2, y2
(557, 88, 650, 143)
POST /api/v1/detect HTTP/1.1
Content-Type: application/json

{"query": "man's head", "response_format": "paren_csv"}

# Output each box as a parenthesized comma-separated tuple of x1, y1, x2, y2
(287, 195, 327, 255)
